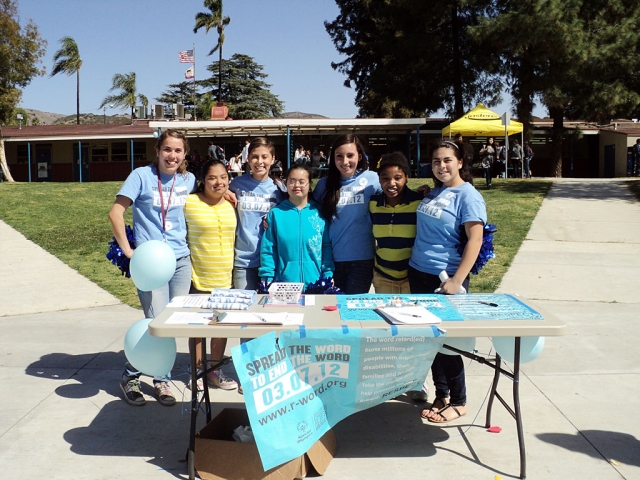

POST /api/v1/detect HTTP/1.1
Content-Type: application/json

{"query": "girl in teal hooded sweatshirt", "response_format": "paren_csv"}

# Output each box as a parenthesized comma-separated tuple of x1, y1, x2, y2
(259, 164, 334, 288)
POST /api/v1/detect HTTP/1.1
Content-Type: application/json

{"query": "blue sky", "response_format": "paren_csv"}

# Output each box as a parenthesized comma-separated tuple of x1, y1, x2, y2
(17, 0, 545, 119)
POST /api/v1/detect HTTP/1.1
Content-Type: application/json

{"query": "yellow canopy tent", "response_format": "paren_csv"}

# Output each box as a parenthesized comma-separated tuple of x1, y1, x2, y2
(442, 103, 523, 137)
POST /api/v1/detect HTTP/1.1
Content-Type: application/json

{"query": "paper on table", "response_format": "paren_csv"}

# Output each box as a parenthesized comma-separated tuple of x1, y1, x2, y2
(214, 312, 304, 326)
(164, 312, 213, 325)
(166, 295, 211, 308)
(375, 306, 442, 325)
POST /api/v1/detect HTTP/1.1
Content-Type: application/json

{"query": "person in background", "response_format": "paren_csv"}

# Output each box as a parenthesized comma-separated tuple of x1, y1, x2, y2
(229, 154, 243, 178)
(229, 137, 286, 291)
(259, 164, 334, 288)
(409, 139, 486, 423)
(314, 134, 381, 294)
(310, 149, 322, 178)
(454, 132, 475, 166)
(523, 141, 534, 178)
(479, 137, 495, 189)
(109, 129, 197, 407)
(184, 159, 239, 390)
(510, 139, 524, 178)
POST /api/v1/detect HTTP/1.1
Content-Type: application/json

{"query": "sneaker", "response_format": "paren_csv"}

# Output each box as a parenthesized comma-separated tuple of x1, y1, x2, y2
(208, 369, 238, 390)
(120, 376, 146, 406)
(154, 381, 176, 406)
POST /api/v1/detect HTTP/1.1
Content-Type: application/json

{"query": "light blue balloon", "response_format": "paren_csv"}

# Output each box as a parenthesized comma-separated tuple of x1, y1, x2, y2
(124, 318, 177, 377)
(492, 336, 545, 364)
(440, 337, 476, 356)
(129, 240, 176, 292)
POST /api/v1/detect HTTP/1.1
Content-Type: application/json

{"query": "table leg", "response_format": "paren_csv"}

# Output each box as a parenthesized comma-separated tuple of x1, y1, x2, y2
(485, 353, 502, 428)
(200, 337, 212, 423)
(513, 337, 526, 479)
(188, 338, 199, 480)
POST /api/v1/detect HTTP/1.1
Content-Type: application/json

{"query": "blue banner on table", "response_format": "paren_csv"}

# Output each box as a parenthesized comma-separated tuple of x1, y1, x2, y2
(232, 326, 444, 471)
(231, 331, 327, 471)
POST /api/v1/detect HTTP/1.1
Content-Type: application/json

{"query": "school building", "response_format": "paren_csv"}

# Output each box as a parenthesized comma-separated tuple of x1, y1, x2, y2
(2, 117, 640, 182)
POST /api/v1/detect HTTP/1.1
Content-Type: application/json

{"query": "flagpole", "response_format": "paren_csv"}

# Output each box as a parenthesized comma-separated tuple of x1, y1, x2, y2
(192, 44, 197, 121)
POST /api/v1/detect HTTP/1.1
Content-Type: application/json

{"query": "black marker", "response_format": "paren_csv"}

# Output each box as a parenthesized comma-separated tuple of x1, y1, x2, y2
(478, 301, 498, 307)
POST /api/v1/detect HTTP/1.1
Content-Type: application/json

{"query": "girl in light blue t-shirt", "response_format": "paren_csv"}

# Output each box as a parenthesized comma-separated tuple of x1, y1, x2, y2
(313, 134, 380, 294)
(228, 137, 286, 291)
(108, 129, 196, 408)
(409, 139, 486, 424)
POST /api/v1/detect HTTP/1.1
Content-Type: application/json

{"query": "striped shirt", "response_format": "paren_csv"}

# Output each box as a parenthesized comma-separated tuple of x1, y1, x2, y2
(369, 188, 423, 280)
(185, 193, 237, 291)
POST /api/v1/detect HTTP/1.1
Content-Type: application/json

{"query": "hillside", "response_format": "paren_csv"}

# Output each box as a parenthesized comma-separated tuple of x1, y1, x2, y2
(22, 108, 327, 125)
(24, 109, 131, 125)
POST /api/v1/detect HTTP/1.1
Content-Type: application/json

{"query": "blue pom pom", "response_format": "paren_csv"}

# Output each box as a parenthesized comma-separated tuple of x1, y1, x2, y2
(258, 279, 273, 294)
(304, 277, 344, 295)
(456, 223, 497, 275)
(106, 225, 135, 278)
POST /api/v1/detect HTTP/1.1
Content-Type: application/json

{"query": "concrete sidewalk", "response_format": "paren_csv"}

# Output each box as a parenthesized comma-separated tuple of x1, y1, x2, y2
(1, 178, 639, 479)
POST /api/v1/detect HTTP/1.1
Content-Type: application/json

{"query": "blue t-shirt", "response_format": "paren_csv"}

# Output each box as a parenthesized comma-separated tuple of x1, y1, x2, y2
(229, 174, 286, 268)
(409, 182, 487, 276)
(313, 170, 380, 262)
(117, 165, 197, 259)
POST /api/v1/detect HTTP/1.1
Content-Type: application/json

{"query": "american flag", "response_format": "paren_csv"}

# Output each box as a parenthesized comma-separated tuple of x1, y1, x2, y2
(179, 50, 194, 63)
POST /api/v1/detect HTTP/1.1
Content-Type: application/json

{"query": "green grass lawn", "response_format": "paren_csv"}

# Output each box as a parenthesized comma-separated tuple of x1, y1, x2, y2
(0, 178, 551, 308)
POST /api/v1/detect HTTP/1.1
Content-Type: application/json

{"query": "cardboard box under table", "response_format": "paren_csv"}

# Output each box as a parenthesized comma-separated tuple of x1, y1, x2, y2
(195, 408, 336, 480)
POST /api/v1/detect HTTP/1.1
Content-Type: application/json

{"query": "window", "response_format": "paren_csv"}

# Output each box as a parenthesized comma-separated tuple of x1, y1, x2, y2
(133, 142, 147, 162)
(16, 145, 29, 163)
(111, 142, 128, 162)
(92, 143, 108, 162)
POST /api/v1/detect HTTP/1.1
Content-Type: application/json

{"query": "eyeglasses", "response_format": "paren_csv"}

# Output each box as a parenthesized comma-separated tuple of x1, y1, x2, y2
(286, 179, 309, 187)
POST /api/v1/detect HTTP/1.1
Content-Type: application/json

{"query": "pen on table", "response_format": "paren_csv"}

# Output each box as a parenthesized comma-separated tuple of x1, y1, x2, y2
(399, 313, 422, 318)
(478, 301, 498, 307)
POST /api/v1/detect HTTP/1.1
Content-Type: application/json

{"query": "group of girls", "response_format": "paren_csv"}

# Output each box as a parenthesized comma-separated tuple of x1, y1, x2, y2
(109, 130, 486, 424)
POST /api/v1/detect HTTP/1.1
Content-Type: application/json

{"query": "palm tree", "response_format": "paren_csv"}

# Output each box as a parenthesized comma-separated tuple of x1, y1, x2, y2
(193, 0, 230, 103)
(100, 72, 147, 123)
(51, 36, 82, 125)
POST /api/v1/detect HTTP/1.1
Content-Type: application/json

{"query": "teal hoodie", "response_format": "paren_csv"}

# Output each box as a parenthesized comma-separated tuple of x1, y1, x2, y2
(259, 199, 334, 288)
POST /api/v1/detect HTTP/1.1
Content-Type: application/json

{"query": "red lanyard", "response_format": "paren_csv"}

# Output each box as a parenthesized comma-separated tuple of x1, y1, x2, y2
(157, 170, 176, 240)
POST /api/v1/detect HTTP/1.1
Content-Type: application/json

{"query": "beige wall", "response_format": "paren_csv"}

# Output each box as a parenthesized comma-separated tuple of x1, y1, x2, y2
(599, 130, 628, 177)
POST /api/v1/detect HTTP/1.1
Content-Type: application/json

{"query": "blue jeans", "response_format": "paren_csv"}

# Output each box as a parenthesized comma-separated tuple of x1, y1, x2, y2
(125, 255, 192, 382)
(232, 266, 260, 291)
(484, 166, 492, 187)
(408, 266, 469, 405)
(232, 266, 260, 346)
(333, 259, 374, 294)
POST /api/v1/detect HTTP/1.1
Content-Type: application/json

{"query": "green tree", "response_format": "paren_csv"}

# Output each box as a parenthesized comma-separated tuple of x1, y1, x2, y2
(0, 0, 47, 182)
(199, 53, 283, 119)
(50, 36, 82, 125)
(472, 0, 640, 177)
(194, 0, 230, 104)
(99, 72, 148, 123)
(6, 107, 28, 126)
(325, 0, 501, 118)
(155, 81, 200, 118)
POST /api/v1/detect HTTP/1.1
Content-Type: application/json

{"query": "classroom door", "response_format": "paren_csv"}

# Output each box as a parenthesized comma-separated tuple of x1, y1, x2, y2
(36, 146, 52, 181)
(603, 144, 615, 178)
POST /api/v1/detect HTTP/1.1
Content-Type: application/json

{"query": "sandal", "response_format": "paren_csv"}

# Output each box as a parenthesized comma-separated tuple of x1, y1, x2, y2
(420, 397, 449, 419)
(427, 404, 466, 423)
